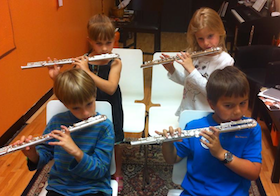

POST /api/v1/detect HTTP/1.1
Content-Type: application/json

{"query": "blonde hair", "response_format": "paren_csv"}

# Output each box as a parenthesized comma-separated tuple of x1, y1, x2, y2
(186, 7, 226, 52)
(87, 14, 115, 41)
(54, 69, 97, 106)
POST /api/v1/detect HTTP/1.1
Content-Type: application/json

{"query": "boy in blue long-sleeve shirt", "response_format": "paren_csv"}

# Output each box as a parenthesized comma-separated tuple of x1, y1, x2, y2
(16, 69, 114, 196)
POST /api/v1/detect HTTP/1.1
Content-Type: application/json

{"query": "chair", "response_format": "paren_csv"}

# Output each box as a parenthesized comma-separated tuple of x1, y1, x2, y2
(251, 61, 280, 123)
(148, 52, 184, 136)
(218, 1, 237, 54)
(112, 48, 146, 134)
(120, 0, 163, 55)
(234, 45, 280, 114)
(39, 100, 118, 196)
(167, 110, 211, 196)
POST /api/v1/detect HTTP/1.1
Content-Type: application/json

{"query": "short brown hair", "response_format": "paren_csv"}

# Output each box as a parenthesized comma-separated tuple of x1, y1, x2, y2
(87, 14, 115, 41)
(206, 66, 249, 104)
(54, 69, 96, 106)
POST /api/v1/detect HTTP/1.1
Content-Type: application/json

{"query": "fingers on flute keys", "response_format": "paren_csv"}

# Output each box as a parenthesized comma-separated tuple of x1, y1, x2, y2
(12, 135, 34, 151)
(155, 126, 181, 138)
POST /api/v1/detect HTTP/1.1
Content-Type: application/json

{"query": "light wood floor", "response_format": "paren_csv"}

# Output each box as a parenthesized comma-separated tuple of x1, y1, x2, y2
(1, 32, 280, 196)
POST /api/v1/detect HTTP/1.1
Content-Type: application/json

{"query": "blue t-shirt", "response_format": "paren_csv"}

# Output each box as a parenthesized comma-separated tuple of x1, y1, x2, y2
(174, 113, 262, 196)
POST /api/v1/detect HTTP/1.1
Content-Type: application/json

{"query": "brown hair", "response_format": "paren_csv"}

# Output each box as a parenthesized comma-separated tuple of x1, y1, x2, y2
(54, 69, 97, 106)
(186, 7, 226, 52)
(87, 14, 115, 41)
(206, 66, 249, 104)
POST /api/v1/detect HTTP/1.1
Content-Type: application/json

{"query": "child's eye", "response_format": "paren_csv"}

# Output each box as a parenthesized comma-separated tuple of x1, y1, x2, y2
(224, 104, 232, 108)
(208, 34, 214, 39)
(86, 102, 93, 107)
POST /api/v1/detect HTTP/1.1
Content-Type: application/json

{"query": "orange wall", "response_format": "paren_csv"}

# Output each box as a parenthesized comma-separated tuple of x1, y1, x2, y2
(0, 0, 115, 137)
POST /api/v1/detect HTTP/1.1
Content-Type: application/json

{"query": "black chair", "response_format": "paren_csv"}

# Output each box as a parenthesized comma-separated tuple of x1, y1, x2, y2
(218, 0, 238, 55)
(234, 45, 280, 116)
(120, 0, 163, 55)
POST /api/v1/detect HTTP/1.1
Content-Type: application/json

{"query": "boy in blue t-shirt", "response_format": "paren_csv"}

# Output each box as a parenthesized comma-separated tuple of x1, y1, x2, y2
(15, 69, 115, 196)
(160, 66, 262, 196)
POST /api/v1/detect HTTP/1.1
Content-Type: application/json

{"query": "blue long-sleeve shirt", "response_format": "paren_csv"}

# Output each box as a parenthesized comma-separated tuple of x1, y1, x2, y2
(27, 111, 115, 196)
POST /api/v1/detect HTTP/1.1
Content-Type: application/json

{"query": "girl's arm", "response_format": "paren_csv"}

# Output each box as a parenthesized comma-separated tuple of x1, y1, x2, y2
(99, 58, 122, 95)
(176, 52, 195, 74)
(167, 52, 194, 86)
(161, 53, 175, 74)
(47, 58, 62, 81)
(74, 56, 122, 95)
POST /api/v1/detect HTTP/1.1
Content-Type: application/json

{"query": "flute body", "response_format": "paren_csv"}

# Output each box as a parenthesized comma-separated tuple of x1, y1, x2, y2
(0, 115, 107, 157)
(141, 47, 222, 68)
(130, 119, 257, 145)
(21, 53, 119, 69)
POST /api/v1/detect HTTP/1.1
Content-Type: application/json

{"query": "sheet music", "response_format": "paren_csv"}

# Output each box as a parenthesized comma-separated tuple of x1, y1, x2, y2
(258, 88, 280, 102)
(252, 0, 267, 12)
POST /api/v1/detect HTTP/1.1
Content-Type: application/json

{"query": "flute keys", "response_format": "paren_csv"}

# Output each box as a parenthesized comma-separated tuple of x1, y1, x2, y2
(173, 135, 179, 138)
(194, 130, 200, 137)
(12, 144, 18, 148)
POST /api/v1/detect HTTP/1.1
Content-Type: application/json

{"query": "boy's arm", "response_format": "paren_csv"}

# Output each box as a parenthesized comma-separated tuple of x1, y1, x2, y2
(27, 121, 59, 170)
(162, 142, 182, 164)
(220, 154, 261, 180)
(201, 125, 262, 181)
(158, 127, 183, 164)
(13, 135, 40, 169)
(219, 124, 262, 181)
(68, 122, 115, 179)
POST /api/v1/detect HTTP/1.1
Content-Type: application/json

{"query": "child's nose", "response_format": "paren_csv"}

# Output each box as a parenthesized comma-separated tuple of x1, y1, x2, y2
(83, 109, 90, 116)
(204, 39, 210, 46)
(102, 45, 107, 51)
(234, 106, 241, 115)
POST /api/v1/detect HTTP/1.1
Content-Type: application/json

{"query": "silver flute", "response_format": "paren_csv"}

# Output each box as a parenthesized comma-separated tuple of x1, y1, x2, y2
(130, 119, 257, 145)
(0, 115, 107, 157)
(21, 53, 119, 69)
(141, 47, 222, 68)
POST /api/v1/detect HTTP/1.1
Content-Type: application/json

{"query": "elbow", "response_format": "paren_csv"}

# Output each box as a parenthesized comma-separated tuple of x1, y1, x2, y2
(108, 85, 118, 95)
(107, 89, 116, 95)
(248, 173, 260, 181)
(166, 159, 176, 164)
(247, 163, 262, 181)
(163, 155, 177, 165)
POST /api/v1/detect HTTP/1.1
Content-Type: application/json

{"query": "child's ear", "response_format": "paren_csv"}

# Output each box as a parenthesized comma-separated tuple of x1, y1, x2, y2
(64, 104, 70, 110)
(87, 37, 91, 43)
(207, 99, 215, 110)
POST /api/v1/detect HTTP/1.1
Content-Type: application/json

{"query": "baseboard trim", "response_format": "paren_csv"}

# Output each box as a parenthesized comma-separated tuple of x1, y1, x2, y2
(0, 88, 53, 147)
(256, 177, 267, 196)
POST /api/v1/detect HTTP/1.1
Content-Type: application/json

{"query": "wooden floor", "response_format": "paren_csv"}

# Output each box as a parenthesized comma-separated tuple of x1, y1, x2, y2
(1, 32, 280, 196)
